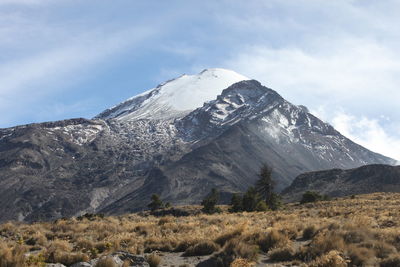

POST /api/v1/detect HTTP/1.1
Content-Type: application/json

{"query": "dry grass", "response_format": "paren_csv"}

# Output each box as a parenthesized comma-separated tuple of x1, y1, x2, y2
(0, 192, 399, 266)
(146, 253, 161, 267)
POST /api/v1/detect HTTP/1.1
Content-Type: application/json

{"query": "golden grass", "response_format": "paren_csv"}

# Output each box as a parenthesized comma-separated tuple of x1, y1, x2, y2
(0, 192, 399, 266)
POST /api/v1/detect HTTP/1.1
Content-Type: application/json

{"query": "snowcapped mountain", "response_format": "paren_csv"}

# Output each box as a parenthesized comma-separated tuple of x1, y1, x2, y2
(96, 68, 248, 121)
(0, 69, 396, 222)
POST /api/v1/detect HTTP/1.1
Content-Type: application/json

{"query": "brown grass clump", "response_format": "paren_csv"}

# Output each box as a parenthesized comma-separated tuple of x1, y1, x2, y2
(214, 224, 246, 246)
(380, 255, 400, 267)
(347, 245, 376, 266)
(183, 240, 220, 256)
(269, 245, 295, 262)
(303, 225, 317, 240)
(257, 229, 289, 252)
(0, 244, 26, 267)
(211, 238, 258, 266)
(230, 257, 254, 267)
(146, 253, 161, 267)
(95, 256, 117, 267)
(309, 250, 348, 267)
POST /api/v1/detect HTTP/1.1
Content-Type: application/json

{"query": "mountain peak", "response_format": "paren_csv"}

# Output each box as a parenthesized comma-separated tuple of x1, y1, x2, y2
(96, 68, 249, 121)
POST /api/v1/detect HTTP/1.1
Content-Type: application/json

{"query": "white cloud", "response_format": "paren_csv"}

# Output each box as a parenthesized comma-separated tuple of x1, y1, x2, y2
(224, 38, 400, 162)
(331, 111, 400, 162)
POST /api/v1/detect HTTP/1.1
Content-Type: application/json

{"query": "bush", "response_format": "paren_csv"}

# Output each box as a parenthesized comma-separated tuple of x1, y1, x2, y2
(95, 256, 117, 267)
(242, 187, 261, 212)
(301, 191, 329, 204)
(255, 200, 268, 211)
(380, 256, 400, 267)
(258, 229, 289, 252)
(215, 226, 244, 246)
(148, 194, 164, 211)
(229, 194, 243, 213)
(303, 225, 317, 240)
(146, 253, 161, 267)
(267, 193, 282, 211)
(309, 250, 347, 267)
(201, 188, 220, 214)
(348, 245, 376, 266)
(183, 241, 220, 256)
(269, 245, 295, 261)
(212, 239, 258, 266)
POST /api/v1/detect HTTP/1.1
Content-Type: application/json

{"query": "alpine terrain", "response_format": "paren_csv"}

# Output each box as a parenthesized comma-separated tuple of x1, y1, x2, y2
(0, 68, 396, 222)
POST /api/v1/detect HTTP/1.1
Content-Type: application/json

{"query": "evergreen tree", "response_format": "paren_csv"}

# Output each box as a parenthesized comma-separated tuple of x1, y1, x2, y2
(242, 187, 261, 212)
(148, 194, 164, 211)
(256, 164, 281, 210)
(229, 193, 243, 212)
(201, 188, 220, 214)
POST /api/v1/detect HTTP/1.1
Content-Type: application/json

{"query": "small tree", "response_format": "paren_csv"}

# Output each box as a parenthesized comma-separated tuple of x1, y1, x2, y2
(229, 193, 243, 212)
(242, 187, 262, 212)
(300, 191, 330, 204)
(201, 188, 220, 214)
(256, 164, 274, 204)
(148, 194, 164, 211)
(256, 164, 282, 210)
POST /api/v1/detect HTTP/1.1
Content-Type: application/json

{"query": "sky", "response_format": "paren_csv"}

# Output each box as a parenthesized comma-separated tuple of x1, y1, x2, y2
(0, 0, 399, 161)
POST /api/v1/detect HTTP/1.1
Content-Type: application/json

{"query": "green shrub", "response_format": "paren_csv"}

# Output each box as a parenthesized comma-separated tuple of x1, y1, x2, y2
(202, 188, 221, 214)
(301, 191, 329, 204)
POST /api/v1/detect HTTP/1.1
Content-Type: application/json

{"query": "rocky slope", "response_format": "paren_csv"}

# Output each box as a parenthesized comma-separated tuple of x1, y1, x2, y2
(0, 69, 396, 222)
(282, 164, 400, 201)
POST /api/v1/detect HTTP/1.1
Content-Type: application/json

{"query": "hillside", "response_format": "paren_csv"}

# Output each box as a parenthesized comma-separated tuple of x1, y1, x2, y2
(1, 193, 400, 266)
(282, 164, 400, 202)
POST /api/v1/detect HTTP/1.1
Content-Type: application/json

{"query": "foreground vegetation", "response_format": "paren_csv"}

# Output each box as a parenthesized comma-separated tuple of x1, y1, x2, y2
(1, 193, 400, 266)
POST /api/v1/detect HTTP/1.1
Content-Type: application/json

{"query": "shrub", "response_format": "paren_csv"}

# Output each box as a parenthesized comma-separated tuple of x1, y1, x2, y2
(95, 256, 117, 267)
(212, 239, 258, 266)
(267, 193, 282, 211)
(269, 245, 295, 261)
(230, 258, 254, 267)
(255, 200, 268, 212)
(299, 233, 346, 260)
(201, 188, 220, 214)
(348, 245, 376, 266)
(0, 244, 26, 267)
(242, 187, 262, 212)
(301, 191, 325, 204)
(258, 229, 289, 252)
(146, 253, 161, 267)
(148, 194, 164, 211)
(380, 255, 400, 267)
(303, 225, 317, 240)
(183, 241, 220, 256)
(214, 226, 244, 246)
(309, 250, 348, 267)
(229, 194, 243, 213)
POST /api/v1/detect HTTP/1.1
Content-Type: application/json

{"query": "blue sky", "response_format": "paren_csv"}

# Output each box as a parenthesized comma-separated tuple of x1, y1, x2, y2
(1, 0, 400, 161)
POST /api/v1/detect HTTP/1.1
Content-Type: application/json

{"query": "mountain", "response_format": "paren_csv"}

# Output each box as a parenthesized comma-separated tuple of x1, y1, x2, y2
(0, 69, 396, 222)
(282, 164, 400, 201)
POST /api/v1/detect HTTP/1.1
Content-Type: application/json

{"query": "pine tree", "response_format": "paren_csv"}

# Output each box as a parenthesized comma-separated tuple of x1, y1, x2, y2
(148, 194, 164, 211)
(229, 193, 243, 212)
(201, 188, 220, 214)
(242, 187, 261, 212)
(256, 164, 281, 210)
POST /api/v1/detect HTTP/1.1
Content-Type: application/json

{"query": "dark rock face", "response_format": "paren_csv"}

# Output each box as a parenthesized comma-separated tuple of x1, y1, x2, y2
(282, 164, 400, 201)
(0, 80, 395, 222)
